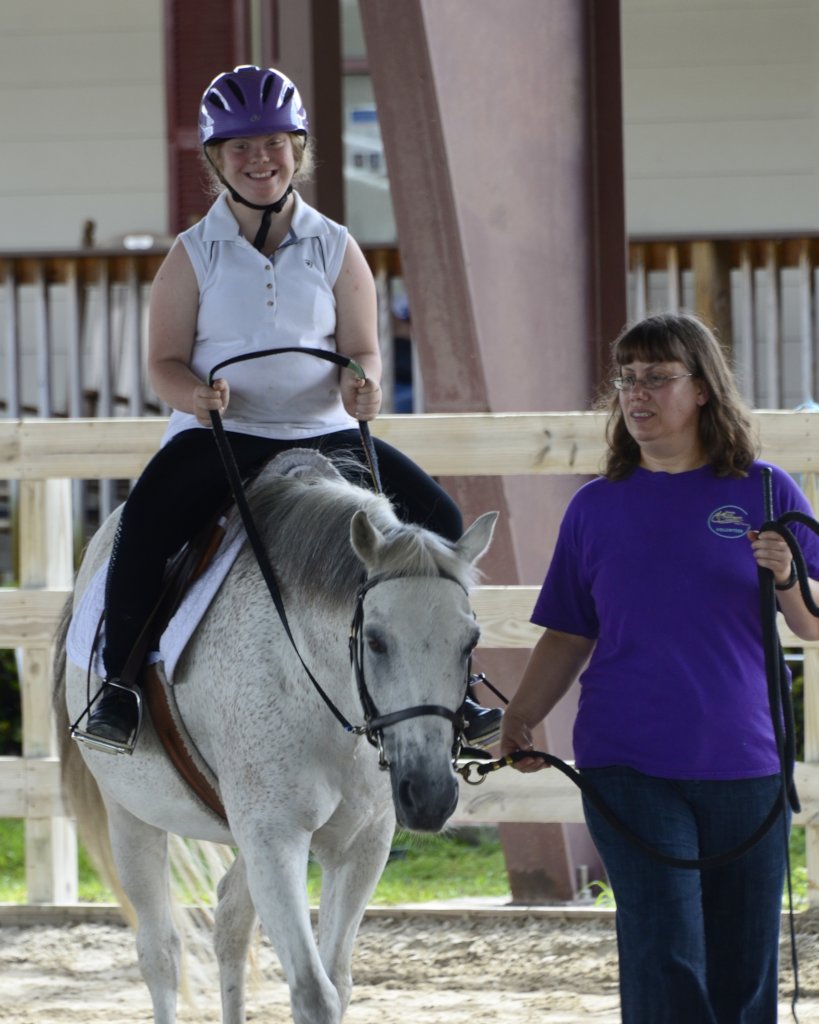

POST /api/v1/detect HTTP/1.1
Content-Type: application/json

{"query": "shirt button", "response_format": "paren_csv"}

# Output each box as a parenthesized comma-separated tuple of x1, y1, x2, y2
(266, 283, 273, 289)
(264, 264, 272, 271)
(267, 300, 274, 306)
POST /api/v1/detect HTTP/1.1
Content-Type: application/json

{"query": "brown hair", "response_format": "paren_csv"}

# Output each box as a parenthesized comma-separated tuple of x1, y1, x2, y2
(598, 312, 758, 480)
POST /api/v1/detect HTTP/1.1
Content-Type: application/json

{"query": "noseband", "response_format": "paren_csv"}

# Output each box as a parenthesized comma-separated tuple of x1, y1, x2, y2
(348, 573, 469, 770)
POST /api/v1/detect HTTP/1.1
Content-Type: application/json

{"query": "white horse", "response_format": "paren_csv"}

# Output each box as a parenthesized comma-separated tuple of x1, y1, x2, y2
(53, 450, 497, 1024)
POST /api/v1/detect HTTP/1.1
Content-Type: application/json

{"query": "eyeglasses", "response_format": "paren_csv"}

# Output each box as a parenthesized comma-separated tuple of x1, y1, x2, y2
(610, 373, 693, 392)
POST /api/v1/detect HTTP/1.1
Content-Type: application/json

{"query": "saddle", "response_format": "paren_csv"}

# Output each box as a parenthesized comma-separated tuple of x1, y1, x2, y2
(117, 513, 229, 821)
(109, 449, 347, 823)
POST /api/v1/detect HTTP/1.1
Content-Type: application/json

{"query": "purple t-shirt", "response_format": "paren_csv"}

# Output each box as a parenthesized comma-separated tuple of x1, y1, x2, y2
(531, 462, 819, 780)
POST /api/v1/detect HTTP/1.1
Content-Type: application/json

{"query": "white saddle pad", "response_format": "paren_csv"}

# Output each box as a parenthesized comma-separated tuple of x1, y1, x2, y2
(65, 448, 343, 684)
(66, 523, 244, 684)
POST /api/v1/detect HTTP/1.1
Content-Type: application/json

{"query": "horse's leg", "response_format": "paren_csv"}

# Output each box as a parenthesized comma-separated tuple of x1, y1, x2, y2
(104, 800, 180, 1024)
(237, 825, 342, 1024)
(313, 813, 394, 1015)
(214, 851, 257, 1024)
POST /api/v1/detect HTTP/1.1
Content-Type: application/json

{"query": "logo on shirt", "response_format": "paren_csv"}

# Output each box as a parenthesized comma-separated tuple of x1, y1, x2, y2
(708, 505, 751, 539)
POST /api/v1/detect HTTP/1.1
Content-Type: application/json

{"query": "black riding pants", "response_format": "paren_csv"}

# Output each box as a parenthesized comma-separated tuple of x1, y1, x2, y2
(102, 427, 463, 678)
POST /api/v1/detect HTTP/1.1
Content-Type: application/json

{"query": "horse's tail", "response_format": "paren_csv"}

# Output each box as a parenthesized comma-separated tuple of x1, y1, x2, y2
(52, 599, 137, 928)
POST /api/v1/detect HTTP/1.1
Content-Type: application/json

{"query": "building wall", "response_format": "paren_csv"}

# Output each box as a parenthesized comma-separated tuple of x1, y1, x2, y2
(622, 0, 819, 235)
(1, 0, 818, 249)
(0, 0, 167, 249)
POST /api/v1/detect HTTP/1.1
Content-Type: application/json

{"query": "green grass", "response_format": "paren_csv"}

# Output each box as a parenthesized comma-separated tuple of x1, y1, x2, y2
(0, 818, 809, 908)
(0, 818, 114, 902)
(308, 829, 510, 905)
(0, 819, 510, 905)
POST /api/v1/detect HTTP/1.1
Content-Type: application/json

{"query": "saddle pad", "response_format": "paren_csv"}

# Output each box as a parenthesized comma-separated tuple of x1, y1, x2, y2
(65, 447, 344, 684)
(66, 529, 245, 684)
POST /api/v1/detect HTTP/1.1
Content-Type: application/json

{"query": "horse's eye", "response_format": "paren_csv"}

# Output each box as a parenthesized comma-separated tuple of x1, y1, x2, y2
(463, 633, 480, 659)
(367, 636, 386, 654)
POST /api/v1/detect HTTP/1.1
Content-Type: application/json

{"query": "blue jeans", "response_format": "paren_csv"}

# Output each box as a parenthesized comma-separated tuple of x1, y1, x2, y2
(581, 767, 789, 1024)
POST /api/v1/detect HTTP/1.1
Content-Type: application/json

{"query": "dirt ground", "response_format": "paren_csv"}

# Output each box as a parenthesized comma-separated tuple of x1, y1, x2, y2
(0, 906, 818, 1023)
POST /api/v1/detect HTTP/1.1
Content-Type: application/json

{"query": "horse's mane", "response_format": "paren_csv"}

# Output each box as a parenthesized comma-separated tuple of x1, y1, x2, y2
(243, 459, 478, 609)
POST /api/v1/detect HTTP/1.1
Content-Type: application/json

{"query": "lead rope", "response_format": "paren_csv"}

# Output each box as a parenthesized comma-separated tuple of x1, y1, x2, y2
(761, 470, 799, 1022)
(756, 468, 819, 1022)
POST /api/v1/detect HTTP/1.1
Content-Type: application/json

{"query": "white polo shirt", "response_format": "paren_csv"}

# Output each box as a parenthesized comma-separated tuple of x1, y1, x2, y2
(162, 191, 356, 444)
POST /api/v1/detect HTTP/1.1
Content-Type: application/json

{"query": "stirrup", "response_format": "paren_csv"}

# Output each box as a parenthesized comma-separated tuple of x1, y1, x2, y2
(70, 680, 143, 756)
(455, 743, 495, 763)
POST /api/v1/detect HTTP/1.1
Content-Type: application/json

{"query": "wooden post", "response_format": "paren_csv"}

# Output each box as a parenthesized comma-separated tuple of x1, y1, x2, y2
(631, 243, 647, 320)
(665, 244, 681, 313)
(797, 240, 815, 406)
(763, 241, 782, 408)
(692, 239, 733, 354)
(18, 478, 77, 903)
(736, 242, 756, 404)
(371, 251, 394, 413)
(801, 471, 819, 906)
(804, 647, 819, 908)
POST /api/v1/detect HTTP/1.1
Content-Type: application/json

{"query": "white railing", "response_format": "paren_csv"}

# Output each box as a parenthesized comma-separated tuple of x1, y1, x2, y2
(3, 235, 819, 421)
(2, 412, 818, 904)
(628, 236, 819, 410)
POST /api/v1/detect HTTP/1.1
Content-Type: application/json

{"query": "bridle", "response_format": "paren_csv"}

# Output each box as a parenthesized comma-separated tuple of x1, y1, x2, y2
(206, 350, 470, 771)
(348, 573, 470, 769)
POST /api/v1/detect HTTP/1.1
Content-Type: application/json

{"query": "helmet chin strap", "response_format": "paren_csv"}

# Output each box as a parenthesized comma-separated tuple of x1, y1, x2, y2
(227, 184, 293, 252)
(204, 147, 294, 252)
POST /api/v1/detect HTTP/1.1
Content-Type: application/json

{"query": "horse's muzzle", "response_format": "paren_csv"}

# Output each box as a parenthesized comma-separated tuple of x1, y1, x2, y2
(391, 767, 459, 832)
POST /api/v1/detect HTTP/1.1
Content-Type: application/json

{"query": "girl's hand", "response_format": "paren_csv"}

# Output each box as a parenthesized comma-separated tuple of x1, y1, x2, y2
(343, 376, 382, 421)
(748, 528, 794, 587)
(193, 378, 230, 427)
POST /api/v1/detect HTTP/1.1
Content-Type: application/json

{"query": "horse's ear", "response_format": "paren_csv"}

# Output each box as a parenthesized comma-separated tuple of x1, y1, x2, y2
(455, 511, 498, 565)
(350, 509, 384, 565)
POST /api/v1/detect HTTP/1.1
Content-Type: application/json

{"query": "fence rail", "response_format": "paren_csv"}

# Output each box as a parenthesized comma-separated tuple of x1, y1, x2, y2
(4, 233, 819, 422)
(2, 413, 819, 905)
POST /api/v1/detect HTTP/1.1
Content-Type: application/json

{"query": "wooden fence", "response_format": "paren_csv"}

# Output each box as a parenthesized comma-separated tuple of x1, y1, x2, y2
(2, 411, 819, 905)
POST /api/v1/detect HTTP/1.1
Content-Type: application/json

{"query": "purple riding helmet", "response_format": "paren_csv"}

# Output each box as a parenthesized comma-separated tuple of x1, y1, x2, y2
(198, 65, 309, 145)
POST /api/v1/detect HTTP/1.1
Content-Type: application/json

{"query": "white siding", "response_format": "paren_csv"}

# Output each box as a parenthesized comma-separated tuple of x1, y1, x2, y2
(2, 0, 818, 247)
(0, 0, 167, 248)
(622, 0, 819, 234)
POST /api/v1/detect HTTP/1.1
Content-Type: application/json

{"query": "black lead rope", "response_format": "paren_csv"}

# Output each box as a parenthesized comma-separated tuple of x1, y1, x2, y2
(463, 749, 786, 871)
(757, 468, 819, 1019)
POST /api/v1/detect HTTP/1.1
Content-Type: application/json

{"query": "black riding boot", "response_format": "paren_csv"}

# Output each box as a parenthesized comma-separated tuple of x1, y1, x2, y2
(462, 697, 503, 746)
(85, 680, 140, 746)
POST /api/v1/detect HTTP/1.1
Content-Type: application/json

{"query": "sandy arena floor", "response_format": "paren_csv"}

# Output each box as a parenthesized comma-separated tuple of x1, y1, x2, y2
(0, 905, 817, 1022)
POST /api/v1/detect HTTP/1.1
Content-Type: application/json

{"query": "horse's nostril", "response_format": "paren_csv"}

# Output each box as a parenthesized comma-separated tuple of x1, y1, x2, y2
(398, 776, 417, 811)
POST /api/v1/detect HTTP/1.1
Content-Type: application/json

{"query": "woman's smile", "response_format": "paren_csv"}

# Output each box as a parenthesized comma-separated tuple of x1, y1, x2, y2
(219, 133, 295, 203)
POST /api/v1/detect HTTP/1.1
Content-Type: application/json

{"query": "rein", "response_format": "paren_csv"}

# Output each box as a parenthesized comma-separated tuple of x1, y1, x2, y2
(208, 346, 381, 491)
(207, 349, 466, 764)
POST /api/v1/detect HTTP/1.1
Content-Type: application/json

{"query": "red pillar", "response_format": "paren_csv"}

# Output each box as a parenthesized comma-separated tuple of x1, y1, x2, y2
(359, 0, 627, 901)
